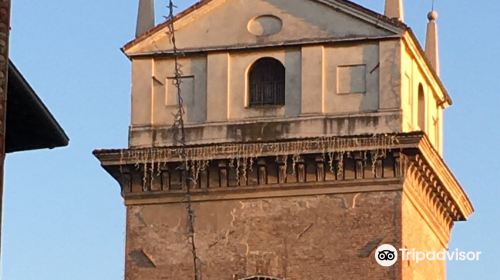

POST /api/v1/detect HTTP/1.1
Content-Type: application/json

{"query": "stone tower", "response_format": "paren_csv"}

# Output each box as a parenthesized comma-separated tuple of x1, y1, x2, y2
(94, 0, 473, 279)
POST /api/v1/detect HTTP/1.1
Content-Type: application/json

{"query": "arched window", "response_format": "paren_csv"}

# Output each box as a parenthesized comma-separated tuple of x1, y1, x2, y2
(248, 57, 285, 107)
(418, 84, 425, 130)
(239, 276, 282, 280)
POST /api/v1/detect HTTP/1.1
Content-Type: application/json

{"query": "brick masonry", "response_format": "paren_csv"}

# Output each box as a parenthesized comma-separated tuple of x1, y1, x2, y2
(125, 191, 402, 280)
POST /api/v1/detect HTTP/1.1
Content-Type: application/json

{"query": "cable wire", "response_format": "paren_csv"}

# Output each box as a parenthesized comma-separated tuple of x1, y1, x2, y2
(166, 1, 202, 279)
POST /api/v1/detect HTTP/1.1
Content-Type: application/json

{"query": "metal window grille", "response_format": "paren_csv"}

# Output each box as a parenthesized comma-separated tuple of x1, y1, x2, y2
(249, 58, 285, 106)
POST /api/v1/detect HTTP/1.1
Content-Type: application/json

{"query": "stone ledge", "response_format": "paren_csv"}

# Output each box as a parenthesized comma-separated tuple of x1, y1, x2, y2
(128, 111, 402, 147)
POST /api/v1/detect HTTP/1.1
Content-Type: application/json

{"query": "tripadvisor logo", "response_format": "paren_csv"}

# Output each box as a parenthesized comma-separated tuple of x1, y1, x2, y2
(375, 244, 398, 267)
(374, 244, 482, 267)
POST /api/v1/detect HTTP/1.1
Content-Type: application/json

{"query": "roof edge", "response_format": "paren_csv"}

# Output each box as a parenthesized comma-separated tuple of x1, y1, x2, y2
(8, 61, 69, 151)
(124, 35, 401, 58)
(122, 0, 408, 53)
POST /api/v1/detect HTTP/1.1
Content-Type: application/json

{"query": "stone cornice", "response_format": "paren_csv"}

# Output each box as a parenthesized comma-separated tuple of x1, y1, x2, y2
(95, 133, 411, 165)
(94, 132, 473, 222)
(415, 135, 474, 220)
(124, 35, 401, 58)
(403, 159, 451, 247)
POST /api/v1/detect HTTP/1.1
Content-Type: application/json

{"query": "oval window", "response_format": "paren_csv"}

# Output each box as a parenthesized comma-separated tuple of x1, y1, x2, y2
(247, 15, 283, 36)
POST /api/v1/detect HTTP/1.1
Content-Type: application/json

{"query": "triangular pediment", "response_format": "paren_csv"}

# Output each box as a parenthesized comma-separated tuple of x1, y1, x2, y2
(124, 0, 404, 55)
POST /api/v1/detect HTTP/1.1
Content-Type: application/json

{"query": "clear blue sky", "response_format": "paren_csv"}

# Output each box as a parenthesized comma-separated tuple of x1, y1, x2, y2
(2, 0, 498, 279)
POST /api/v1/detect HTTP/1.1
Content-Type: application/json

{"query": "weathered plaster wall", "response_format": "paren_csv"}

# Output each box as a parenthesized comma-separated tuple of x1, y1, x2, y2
(128, 36, 446, 155)
(131, 42, 383, 123)
(126, 0, 444, 155)
(131, 58, 153, 127)
(401, 42, 443, 154)
(153, 56, 208, 125)
(128, 40, 402, 147)
(324, 43, 380, 114)
(125, 191, 402, 280)
(129, 112, 402, 147)
(379, 40, 402, 111)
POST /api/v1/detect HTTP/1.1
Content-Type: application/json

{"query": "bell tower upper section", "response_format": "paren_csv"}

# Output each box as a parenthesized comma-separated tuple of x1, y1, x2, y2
(94, 2, 474, 279)
(123, 0, 449, 155)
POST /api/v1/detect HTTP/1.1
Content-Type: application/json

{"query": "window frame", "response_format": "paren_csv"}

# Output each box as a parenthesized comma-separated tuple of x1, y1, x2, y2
(247, 57, 286, 108)
(418, 83, 426, 131)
